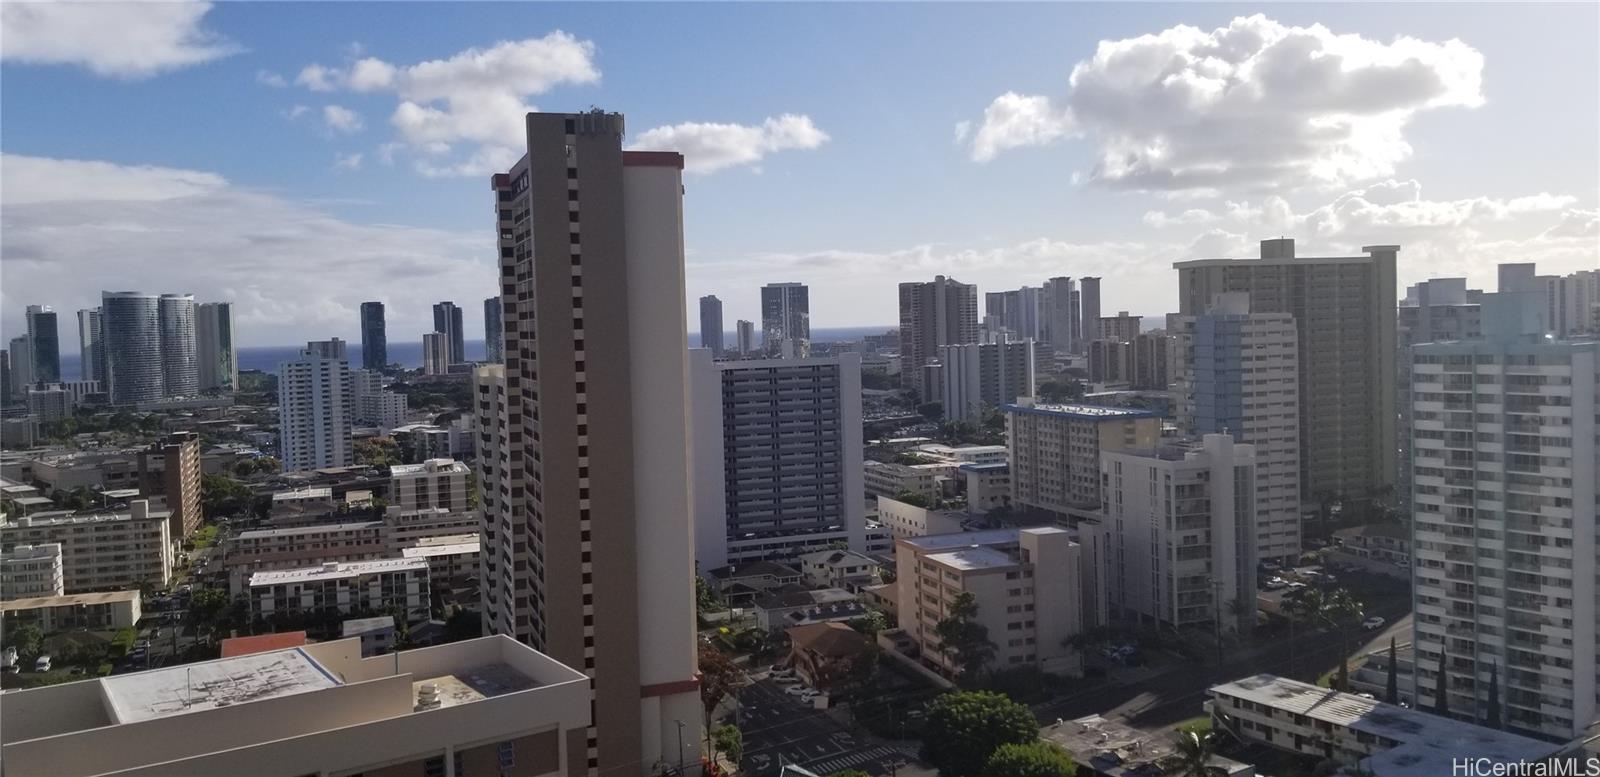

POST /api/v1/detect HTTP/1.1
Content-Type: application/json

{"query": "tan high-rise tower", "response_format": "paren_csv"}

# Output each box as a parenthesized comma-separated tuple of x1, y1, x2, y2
(478, 112, 699, 777)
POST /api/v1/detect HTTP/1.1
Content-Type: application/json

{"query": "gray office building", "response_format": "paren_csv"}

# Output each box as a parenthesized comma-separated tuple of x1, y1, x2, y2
(483, 297, 503, 363)
(1077, 277, 1101, 355)
(196, 302, 237, 393)
(77, 308, 106, 384)
(102, 292, 165, 404)
(699, 295, 724, 356)
(24, 305, 60, 384)
(760, 282, 810, 356)
(431, 301, 464, 365)
(359, 301, 387, 371)
(690, 350, 865, 570)
(1175, 239, 1399, 504)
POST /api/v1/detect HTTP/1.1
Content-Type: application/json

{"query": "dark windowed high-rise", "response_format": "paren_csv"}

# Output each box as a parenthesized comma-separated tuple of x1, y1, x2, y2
(760, 282, 809, 356)
(102, 292, 164, 404)
(24, 305, 60, 384)
(483, 297, 503, 363)
(698, 295, 723, 355)
(432, 301, 464, 364)
(359, 301, 387, 371)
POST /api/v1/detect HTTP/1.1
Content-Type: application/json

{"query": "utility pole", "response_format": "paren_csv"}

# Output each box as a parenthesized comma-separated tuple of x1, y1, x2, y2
(1210, 577, 1225, 671)
(675, 719, 686, 776)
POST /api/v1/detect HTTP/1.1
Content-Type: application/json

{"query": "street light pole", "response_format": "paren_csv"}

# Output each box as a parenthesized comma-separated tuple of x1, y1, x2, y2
(675, 719, 686, 776)
(1209, 576, 1225, 671)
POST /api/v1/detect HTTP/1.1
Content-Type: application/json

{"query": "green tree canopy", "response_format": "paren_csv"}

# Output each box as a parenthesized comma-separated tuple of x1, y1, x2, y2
(917, 402, 944, 422)
(934, 591, 996, 681)
(920, 690, 1038, 777)
(985, 741, 1079, 777)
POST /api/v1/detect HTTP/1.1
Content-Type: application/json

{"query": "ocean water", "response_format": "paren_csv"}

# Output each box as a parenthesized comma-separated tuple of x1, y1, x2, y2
(54, 326, 896, 379)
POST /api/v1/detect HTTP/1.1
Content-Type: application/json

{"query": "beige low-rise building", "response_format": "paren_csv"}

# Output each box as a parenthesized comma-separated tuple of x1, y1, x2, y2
(0, 635, 590, 777)
(401, 534, 481, 582)
(875, 495, 965, 540)
(223, 520, 386, 593)
(389, 458, 471, 513)
(0, 501, 172, 592)
(2, 590, 142, 631)
(248, 557, 431, 625)
(896, 527, 1084, 677)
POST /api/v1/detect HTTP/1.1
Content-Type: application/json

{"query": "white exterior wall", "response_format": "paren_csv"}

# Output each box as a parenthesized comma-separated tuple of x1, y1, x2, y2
(876, 496, 964, 540)
(621, 161, 701, 767)
(1020, 528, 1082, 675)
(1, 506, 172, 592)
(278, 350, 353, 473)
(1, 543, 65, 599)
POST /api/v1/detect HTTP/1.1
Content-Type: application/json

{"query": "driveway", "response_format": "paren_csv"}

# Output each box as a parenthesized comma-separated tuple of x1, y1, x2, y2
(737, 678, 920, 777)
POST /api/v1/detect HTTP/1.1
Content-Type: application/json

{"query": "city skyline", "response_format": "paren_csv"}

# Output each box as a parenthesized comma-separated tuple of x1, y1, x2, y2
(3, 4, 1596, 345)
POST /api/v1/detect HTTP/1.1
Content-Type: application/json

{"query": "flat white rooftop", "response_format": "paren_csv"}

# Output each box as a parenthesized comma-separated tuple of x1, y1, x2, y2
(925, 546, 1016, 571)
(102, 648, 340, 724)
(900, 528, 1020, 551)
(249, 557, 427, 586)
(390, 459, 468, 476)
(272, 487, 333, 501)
(402, 540, 480, 559)
(1212, 674, 1559, 777)
(1002, 402, 1156, 419)
(235, 520, 382, 540)
(1, 590, 140, 612)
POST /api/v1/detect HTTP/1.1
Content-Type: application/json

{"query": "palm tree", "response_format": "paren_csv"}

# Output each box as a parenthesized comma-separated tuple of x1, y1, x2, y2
(1434, 645, 1450, 716)
(1172, 729, 1220, 777)
(1284, 589, 1325, 679)
(1322, 590, 1365, 691)
(1486, 661, 1502, 729)
(1385, 638, 1399, 704)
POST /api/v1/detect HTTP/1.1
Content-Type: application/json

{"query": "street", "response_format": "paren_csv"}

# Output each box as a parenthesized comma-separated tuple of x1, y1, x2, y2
(736, 678, 921, 777)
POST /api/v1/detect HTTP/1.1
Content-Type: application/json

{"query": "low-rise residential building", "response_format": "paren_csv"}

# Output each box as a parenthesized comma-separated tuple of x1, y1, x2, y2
(753, 587, 866, 632)
(0, 501, 172, 592)
(895, 527, 1085, 677)
(704, 561, 803, 606)
(1045, 714, 1254, 777)
(1, 590, 141, 631)
(223, 521, 386, 592)
(136, 431, 203, 545)
(391, 423, 454, 464)
(382, 506, 480, 552)
(785, 622, 874, 691)
(862, 460, 948, 503)
(1100, 434, 1259, 636)
(27, 449, 141, 493)
(248, 558, 430, 625)
(1207, 674, 1558, 776)
(960, 462, 1011, 515)
(401, 534, 480, 582)
(913, 444, 1008, 466)
(389, 458, 470, 513)
(1, 542, 64, 599)
(268, 487, 336, 521)
(875, 495, 965, 540)
(1331, 523, 1412, 569)
(0, 635, 591, 777)
(798, 549, 881, 591)
(342, 615, 398, 657)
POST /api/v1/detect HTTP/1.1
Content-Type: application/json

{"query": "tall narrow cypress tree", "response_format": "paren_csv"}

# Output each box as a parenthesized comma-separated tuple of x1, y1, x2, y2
(1385, 637, 1399, 704)
(1486, 661, 1502, 729)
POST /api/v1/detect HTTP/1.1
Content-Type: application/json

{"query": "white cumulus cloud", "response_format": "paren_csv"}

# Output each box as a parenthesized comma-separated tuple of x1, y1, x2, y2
(964, 15, 1485, 192)
(295, 32, 600, 176)
(629, 115, 830, 174)
(256, 70, 287, 88)
(323, 105, 364, 134)
(0, 0, 238, 78)
(334, 152, 363, 171)
(0, 154, 490, 346)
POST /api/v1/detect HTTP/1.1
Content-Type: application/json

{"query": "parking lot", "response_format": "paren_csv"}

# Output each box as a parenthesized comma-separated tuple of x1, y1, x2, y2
(736, 677, 919, 777)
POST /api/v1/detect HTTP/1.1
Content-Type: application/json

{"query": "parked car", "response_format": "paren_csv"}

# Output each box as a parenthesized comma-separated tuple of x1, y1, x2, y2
(1362, 616, 1387, 631)
(784, 684, 811, 697)
(1262, 577, 1288, 590)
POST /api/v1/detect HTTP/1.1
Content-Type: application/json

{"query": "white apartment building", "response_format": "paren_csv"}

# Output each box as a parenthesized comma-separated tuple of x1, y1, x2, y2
(2, 590, 141, 631)
(689, 350, 866, 570)
(382, 506, 480, 552)
(896, 527, 1084, 677)
(1169, 292, 1302, 562)
(223, 521, 386, 593)
(0, 635, 591, 777)
(0, 501, 172, 592)
(249, 557, 430, 624)
(936, 341, 1039, 423)
(278, 343, 354, 472)
(481, 113, 700, 774)
(1409, 291, 1599, 741)
(862, 460, 951, 503)
(1004, 399, 1162, 516)
(1, 542, 65, 599)
(352, 368, 408, 430)
(402, 534, 481, 582)
(1101, 434, 1259, 636)
(797, 548, 880, 591)
(875, 495, 966, 540)
(962, 462, 1011, 514)
(390, 458, 471, 513)
(1208, 674, 1558, 775)
(915, 443, 1009, 466)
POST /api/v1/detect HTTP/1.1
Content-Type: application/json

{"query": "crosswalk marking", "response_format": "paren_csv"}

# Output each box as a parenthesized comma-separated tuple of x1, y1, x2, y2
(801, 745, 905, 776)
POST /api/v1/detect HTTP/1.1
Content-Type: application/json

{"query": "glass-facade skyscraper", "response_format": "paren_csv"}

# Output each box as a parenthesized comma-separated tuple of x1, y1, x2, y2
(360, 301, 387, 371)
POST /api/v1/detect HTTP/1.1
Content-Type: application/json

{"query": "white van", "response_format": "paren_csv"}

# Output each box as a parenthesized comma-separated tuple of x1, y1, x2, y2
(34, 655, 52, 672)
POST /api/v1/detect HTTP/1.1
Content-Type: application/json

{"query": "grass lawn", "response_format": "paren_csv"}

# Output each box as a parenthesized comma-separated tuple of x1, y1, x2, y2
(1173, 715, 1213, 733)
(190, 524, 219, 549)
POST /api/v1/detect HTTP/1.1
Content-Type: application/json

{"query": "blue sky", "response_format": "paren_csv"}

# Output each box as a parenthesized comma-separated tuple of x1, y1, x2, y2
(3, 2, 1596, 347)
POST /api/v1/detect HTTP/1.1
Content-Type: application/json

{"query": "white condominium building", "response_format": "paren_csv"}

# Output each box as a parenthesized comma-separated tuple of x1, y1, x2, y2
(1004, 399, 1162, 515)
(1101, 434, 1259, 636)
(936, 340, 1039, 424)
(1, 635, 591, 777)
(278, 342, 354, 472)
(390, 458, 471, 513)
(895, 527, 1084, 677)
(1409, 291, 1598, 741)
(1, 542, 65, 599)
(248, 557, 431, 624)
(0, 501, 172, 592)
(1169, 292, 1301, 562)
